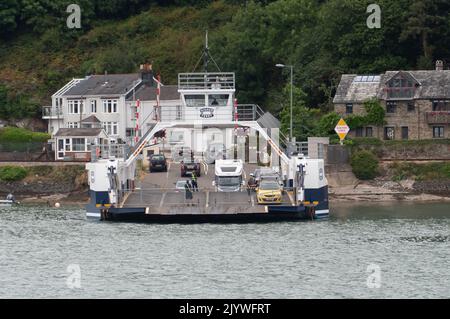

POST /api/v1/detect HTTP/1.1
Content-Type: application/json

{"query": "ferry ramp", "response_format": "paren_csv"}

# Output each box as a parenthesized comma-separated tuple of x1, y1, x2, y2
(122, 161, 293, 214)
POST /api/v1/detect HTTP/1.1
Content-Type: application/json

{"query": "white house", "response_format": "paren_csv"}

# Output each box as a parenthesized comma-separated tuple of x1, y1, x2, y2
(43, 64, 280, 161)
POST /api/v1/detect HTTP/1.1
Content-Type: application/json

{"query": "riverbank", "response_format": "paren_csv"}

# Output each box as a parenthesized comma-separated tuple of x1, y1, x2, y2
(1, 163, 449, 206)
(329, 181, 450, 202)
(6, 182, 450, 207)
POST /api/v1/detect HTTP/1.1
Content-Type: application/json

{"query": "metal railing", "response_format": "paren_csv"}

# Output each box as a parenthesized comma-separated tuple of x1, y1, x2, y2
(159, 105, 184, 122)
(426, 111, 450, 124)
(178, 72, 235, 90)
(90, 144, 131, 162)
(42, 106, 63, 118)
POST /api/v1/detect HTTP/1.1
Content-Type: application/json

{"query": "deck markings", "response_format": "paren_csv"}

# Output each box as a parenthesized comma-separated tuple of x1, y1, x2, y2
(286, 191, 296, 206)
(201, 160, 208, 175)
(166, 162, 171, 180)
(159, 192, 167, 208)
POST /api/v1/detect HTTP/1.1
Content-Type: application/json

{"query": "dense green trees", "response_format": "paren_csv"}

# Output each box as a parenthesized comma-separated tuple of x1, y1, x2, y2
(1, 0, 450, 142)
(0, 85, 39, 120)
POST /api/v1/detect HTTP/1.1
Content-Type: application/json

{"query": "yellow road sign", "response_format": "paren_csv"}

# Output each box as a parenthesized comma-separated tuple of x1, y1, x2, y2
(334, 118, 350, 141)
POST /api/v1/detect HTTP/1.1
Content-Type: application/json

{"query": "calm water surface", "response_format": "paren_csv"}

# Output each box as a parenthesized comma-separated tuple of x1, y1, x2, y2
(0, 202, 449, 298)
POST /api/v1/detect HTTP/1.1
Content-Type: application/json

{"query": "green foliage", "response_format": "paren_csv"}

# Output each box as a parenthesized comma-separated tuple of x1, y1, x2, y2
(351, 137, 383, 147)
(316, 112, 341, 137)
(350, 150, 379, 180)
(1, 0, 450, 122)
(346, 99, 386, 130)
(0, 85, 40, 120)
(279, 84, 320, 141)
(390, 162, 450, 181)
(0, 127, 50, 142)
(25, 165, 84, 182)
(0, 166, 28, 181)
(363, 99, 386, 126)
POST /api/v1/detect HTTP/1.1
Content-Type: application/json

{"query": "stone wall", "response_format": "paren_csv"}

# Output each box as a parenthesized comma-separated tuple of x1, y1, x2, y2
(334, 100, 450, 140)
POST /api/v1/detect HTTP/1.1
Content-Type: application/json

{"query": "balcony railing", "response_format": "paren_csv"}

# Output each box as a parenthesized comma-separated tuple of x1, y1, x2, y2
(426, 111, 450, 124)
(178, 72, 235, 90)
(42, 106, 63, 118)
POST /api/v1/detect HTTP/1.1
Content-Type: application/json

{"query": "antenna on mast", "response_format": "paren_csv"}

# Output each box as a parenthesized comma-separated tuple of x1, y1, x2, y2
(204, 30, 209, 72)
(192, 30, 221, 72)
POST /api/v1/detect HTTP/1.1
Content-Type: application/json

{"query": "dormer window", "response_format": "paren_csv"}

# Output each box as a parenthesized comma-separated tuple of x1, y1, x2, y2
(386, 73, 416, 99)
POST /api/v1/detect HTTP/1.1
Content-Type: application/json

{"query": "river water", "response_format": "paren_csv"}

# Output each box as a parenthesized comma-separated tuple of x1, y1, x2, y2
(0, 202, 449, 299)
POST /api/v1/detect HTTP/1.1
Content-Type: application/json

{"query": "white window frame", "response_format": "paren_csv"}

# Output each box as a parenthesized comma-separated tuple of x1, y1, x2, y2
(67, 122, 80, 128)
(91, 100, 97, 113)
(102, 99, 118, 113)
(102, 121, 119, 136)
(68, 100, 84, 114)
(71, 138, 86, 152)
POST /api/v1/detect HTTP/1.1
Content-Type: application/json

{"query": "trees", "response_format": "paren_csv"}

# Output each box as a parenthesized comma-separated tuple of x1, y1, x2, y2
(0, 85, 39, 120)
(400, 0, 450, 67)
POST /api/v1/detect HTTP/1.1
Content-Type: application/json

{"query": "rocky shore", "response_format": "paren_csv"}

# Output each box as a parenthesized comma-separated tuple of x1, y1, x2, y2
(2, 178, 449, 206)
(329, 179, 450, 202)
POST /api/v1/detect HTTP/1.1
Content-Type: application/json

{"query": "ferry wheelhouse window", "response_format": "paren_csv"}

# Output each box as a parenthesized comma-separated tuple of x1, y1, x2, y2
(387, 76, 415, 99)
(185, 95, 205, 107)
(68, 100, 84, 114)
(208, 94, 229, 107)
(102, 99, 118, 113)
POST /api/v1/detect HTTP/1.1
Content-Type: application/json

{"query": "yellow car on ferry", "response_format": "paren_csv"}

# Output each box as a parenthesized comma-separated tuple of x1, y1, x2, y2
(256, 180, 282, 204)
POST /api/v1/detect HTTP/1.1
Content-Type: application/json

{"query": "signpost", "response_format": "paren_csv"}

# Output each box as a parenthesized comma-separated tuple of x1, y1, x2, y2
(334, 118, 350, 145)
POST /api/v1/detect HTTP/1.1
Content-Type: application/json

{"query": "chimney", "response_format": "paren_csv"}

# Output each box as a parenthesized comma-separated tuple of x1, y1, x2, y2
(140, 63, 154, 85)
(436, 60, 444, 71)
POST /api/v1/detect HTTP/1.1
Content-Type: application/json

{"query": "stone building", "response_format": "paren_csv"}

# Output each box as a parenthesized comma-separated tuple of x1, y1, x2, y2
(333, 61, 450, 140)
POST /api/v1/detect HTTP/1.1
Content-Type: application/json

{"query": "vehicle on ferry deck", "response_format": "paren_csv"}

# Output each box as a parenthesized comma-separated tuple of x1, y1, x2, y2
(172, 146, 193, 163)
(254, 167, 280, 184)
(149, 154, 168, 172)
(256, 180, 283, 204)
(175, 180, 188, 192)
(214, 159, 244, 192)
(181, 157, 201, 177)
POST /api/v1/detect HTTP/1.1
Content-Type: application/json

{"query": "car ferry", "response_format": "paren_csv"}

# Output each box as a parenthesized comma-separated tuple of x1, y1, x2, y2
(84, 42, 329, 223)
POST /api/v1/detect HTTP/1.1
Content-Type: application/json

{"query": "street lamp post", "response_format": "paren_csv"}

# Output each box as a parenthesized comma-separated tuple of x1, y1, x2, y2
(276, 64, 294, 142)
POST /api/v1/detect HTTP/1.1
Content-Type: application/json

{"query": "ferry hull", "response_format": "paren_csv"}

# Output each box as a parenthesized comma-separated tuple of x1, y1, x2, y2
(90, 205, 328, 224)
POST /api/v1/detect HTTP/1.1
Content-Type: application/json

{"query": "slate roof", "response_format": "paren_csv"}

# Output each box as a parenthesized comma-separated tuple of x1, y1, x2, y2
(80, 115, 101, 123)
(129, 84, 180, 101)
(54, 128, 105, 137)
(63, 74, 140, 96)
(333, 70, 450, 103)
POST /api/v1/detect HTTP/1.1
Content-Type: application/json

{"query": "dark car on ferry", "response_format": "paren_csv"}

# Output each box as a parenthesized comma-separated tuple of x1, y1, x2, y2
(149, 154, 168, 172)
(181, 157, 201, 177)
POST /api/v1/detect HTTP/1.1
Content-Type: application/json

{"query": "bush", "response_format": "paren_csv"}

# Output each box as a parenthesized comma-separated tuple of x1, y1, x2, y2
(0, 127, 50, 143)
(0, 166, 28, 182)
(350, 150, 379, 180)
(390, 162, 450, 181)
